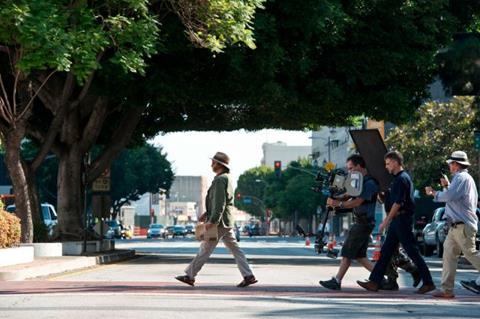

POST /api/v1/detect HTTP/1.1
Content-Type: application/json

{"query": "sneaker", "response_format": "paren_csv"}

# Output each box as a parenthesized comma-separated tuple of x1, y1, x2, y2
(460, 280, 480, 294)
(175, 275, 195, 287)
(319, 277, 341, 290)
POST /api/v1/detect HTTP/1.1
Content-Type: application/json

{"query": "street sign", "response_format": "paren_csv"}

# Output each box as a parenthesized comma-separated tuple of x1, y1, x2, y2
(474, 131, 480, 151)
(92, 169, 111, 192)
(243, 196, 252, 204)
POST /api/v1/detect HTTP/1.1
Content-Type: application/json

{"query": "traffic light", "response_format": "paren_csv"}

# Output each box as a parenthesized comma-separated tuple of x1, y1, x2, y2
(274, 160, 282, 178)
(236, 192, 242, 200)
(475, 131, 480, 151)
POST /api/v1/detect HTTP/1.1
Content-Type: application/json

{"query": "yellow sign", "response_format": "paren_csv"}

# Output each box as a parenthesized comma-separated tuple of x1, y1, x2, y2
(324, 161, 336, 172)
(92, 169, 111, 192)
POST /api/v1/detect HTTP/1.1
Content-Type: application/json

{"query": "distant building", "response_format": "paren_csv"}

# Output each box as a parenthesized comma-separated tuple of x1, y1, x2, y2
(261, 141, 311, 168)
(168, 176, 209, 217)
(311, 126, 357, 170)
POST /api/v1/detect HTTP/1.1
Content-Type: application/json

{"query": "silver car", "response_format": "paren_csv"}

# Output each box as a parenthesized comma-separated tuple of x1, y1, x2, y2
(423, 207, 480, 258)
(147, 224, 166, 239)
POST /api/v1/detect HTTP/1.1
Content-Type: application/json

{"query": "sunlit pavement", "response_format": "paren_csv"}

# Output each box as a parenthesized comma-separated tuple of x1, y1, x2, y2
(1, 236, 479, 318)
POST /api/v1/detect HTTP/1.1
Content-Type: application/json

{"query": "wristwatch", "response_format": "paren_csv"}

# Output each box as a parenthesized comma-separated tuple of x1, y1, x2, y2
(338, 201, 344, 209)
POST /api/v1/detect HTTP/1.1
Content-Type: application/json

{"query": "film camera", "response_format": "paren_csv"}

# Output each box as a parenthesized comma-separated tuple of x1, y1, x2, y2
(311, 168, 364, 257)
(312, 169, 363, 198)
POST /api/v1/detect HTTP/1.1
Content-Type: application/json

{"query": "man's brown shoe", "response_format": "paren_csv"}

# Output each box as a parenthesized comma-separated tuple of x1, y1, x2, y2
(237, 275, 258, 288)
(357, 280, 379, 292)
(415, 284, 436, 294)
(175, 275, 195, 287)
(433, 290, 455, 299)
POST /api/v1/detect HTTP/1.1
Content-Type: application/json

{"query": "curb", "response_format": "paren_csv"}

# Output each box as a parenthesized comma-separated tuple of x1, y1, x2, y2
(0, 249, 136, 281)
(95, 249, 136, 264)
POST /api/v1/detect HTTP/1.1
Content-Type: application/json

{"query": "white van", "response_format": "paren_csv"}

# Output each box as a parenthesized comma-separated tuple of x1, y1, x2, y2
(7, 203, 58, 236)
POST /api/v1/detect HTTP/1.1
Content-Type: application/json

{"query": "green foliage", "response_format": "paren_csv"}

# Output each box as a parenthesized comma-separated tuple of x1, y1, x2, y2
(236, 160, 323, 221)
(437, 35, 480, 96)
(110, 143, 174, 212)
(0, 0, 160, 82)
(386, 96, 478, 189)
(178, 0, 266, 53)
(234, 166, 272, 217)
(139, 0, 474, 134)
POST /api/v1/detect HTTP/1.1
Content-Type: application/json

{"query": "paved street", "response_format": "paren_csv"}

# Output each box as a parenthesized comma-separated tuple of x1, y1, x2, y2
(1, 236, 479, 318)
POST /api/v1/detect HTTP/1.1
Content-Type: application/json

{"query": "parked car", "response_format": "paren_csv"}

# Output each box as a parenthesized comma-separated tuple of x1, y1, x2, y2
(105, 220, 122, 239)
(414, 216, 428, 251)
(423, 207, 480, 257)
(147, 224, 166, 239)
(245, 224, 260, 237)
(163, 226, 173, 237)
(7, 203, 58, 237)
(172, 225, 187, 238)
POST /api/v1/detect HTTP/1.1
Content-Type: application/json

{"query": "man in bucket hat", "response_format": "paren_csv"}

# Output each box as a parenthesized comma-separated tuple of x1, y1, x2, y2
(175, 152, 257, 288)
(426, 151, 480, 298)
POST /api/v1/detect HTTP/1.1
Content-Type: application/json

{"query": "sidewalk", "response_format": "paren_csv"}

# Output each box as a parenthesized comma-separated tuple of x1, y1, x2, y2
(0, 249, 135, 281)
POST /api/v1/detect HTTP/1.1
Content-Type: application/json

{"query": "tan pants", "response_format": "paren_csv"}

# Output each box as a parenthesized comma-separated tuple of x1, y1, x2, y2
(441, 224, 480, 293)
(185, 226, 253, 279)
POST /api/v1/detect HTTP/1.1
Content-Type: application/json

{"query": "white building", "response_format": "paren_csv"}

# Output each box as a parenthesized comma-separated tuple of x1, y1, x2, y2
(311, 126, 356, 170)
(261, 141, 311, 168)
(168, 176, 208, 217)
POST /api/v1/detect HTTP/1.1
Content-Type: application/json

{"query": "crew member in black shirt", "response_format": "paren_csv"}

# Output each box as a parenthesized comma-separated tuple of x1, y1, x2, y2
(357, 151, 435, 294)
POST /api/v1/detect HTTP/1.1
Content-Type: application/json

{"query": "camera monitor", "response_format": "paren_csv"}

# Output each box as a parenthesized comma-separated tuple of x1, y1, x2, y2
(349, 129, 392, 192)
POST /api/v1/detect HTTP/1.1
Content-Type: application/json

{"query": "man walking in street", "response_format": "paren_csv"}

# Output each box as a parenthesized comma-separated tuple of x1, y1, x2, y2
(357, 151, 435, 294)
(175, 152, 257, 288)
(425, 151, 480, 298)
(319, 155, 380, 290)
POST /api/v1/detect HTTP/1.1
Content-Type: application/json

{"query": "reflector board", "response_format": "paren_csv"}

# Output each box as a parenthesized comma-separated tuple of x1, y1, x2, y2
(349, 129, 392, 192)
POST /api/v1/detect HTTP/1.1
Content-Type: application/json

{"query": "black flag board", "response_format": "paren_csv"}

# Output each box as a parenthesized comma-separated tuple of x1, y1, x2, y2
(349, 129, 392, 192)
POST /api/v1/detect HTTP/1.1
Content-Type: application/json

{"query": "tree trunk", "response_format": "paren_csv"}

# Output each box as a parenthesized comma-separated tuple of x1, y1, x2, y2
(57, 146, 84, 239)
(26, 166, 47, 241)
(4, 125, 34, 243)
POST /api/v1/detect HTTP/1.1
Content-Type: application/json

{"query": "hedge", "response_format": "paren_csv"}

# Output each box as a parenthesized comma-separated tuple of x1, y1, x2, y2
(0, 209, 21, 248)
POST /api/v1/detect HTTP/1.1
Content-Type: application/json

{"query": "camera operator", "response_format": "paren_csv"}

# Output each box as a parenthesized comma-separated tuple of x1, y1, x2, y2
(319, 154, 379, 290)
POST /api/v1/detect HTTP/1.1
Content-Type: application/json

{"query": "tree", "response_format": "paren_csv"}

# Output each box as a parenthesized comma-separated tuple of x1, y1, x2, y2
(110, 144, 174, 217)
(386, 96, 478, 189)
(236, 160, 323, 222)
(267, 161, 323, 222)
(234, 166, 272, 217)
(3, 0, 480, 242)
(0, 0, 264, 241)
(141, 0, 476, 132)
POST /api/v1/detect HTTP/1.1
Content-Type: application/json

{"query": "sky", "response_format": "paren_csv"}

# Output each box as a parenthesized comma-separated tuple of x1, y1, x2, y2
(152, 129, 312, 187)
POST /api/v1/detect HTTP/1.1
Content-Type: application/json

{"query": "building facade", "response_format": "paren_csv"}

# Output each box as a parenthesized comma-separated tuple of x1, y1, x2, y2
(261, 141, 311, 168)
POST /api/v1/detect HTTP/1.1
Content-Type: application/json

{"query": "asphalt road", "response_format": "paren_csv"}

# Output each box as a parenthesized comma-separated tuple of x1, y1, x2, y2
(1, 236, 479, 319)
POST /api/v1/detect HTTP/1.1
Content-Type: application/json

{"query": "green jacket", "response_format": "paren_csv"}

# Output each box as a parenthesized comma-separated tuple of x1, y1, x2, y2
(206, 172, 234, 228)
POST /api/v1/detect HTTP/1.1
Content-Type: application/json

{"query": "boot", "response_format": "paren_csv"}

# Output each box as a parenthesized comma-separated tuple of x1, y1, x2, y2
(379, 278, 399, 291)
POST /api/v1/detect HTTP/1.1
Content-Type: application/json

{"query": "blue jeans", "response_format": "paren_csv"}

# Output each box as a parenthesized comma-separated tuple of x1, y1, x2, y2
(369, 214, 433, 285)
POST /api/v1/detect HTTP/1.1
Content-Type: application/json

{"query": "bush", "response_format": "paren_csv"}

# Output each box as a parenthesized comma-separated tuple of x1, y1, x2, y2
(0, 209, 21, 248)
